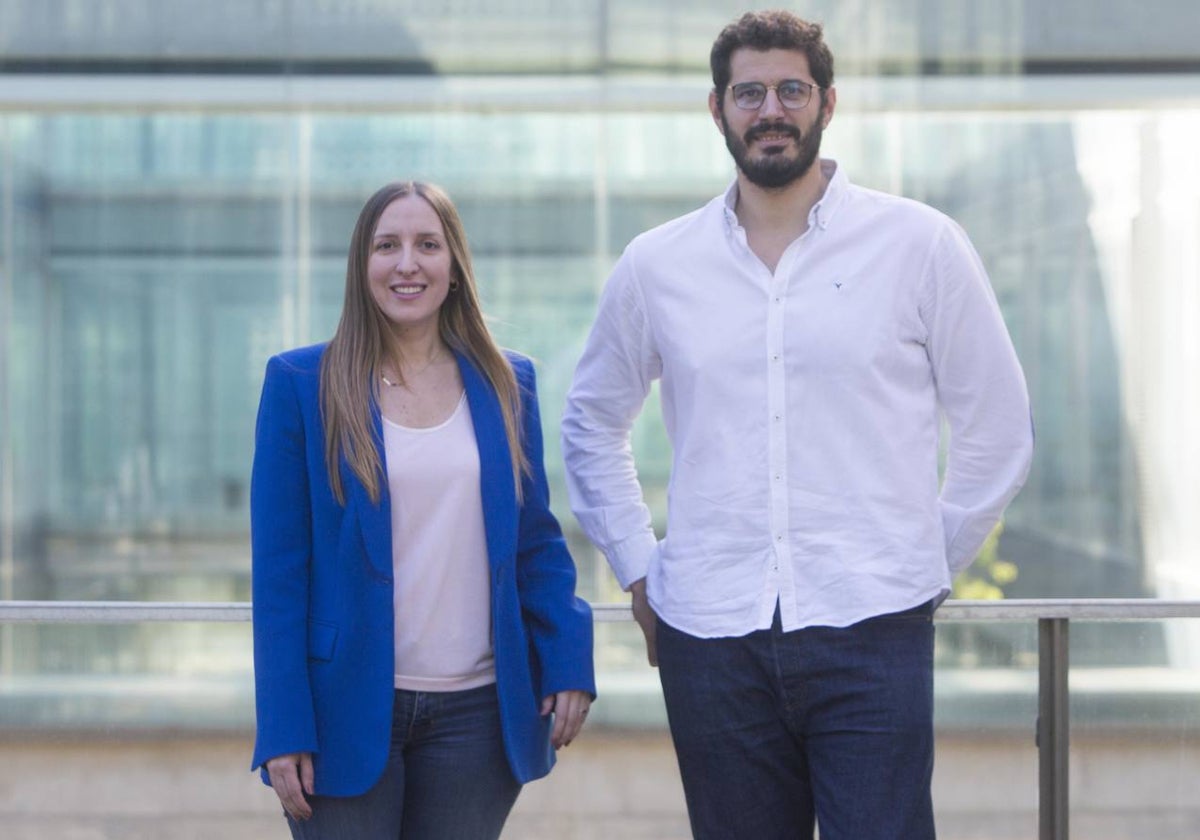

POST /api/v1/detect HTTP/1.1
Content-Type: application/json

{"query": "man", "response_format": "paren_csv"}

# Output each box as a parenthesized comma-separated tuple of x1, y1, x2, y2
(561, 9, 1033, 840)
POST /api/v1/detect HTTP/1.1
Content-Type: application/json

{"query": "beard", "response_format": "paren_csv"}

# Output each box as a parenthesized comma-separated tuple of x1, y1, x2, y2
(721, 107, 823, 190)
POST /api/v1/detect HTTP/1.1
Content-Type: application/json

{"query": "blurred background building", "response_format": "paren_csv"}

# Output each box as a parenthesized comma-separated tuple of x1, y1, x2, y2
(1, 1, 1199, 837)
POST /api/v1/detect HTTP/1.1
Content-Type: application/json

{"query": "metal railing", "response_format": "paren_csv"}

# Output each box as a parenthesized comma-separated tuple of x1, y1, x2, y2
(5, 597, 1200, 840)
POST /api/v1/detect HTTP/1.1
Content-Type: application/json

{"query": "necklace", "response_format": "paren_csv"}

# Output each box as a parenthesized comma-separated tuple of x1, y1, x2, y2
(379, 351, 448, 387)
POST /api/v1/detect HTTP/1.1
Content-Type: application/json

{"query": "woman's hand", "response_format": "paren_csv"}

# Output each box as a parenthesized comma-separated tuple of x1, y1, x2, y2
(266, 752, 314, 821)
(541, 689, 592, 749)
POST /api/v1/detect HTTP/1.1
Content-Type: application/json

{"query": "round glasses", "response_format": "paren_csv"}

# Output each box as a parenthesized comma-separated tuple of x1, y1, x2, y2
(729, 80, 820, 110)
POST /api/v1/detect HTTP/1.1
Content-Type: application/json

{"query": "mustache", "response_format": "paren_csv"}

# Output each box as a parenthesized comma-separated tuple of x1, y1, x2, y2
(744, 122, 802, 143)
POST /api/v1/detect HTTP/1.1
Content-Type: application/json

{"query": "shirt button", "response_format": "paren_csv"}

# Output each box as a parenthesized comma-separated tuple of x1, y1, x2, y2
(776, 535, 783, 542)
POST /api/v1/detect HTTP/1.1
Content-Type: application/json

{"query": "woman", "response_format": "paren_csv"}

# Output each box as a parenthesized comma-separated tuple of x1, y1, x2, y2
(250, 181, 595, 838)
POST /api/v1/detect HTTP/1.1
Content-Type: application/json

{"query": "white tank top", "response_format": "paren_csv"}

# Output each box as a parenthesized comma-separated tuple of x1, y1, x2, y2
(383, 393, 496, 692)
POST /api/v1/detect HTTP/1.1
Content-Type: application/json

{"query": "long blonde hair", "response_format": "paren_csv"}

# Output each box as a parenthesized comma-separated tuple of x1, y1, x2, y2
(320, 181, 528, 505)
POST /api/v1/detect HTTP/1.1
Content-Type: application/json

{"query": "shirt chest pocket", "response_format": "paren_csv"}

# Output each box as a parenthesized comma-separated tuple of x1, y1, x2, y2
(792, 276, 924, 378)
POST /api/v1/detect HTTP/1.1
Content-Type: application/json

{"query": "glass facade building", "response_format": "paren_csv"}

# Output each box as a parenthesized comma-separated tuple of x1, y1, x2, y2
(2, 0, 1200, 729)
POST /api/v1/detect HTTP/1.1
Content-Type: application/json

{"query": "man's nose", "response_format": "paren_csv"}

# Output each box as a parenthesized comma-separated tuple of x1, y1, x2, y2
(758, 87, 786, 118)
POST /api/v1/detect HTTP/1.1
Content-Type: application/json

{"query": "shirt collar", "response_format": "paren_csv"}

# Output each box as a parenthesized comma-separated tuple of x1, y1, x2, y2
(722, 158, 849, 234)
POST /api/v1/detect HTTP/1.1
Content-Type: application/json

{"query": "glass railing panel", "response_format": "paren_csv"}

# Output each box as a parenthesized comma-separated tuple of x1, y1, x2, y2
(1069, 619, 1200, 840)
(934, 618, 1040, 840)
(0, 620, 254, 732)
(4, 610, 1200, 837)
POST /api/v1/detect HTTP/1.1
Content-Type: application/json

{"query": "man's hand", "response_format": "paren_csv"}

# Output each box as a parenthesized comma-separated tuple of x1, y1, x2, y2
(266, 752, 314, 821)
(630, 577, 658, 667)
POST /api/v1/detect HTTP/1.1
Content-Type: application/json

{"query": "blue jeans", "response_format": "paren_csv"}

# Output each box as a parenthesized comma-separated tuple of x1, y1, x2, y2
(656, 601, 936, 840)
(286, 684, 521, 840)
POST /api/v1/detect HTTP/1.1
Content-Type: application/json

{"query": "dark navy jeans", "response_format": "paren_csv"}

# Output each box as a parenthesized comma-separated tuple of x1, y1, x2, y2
(656, 601, 936, 840)
(286, 683, 520, 840)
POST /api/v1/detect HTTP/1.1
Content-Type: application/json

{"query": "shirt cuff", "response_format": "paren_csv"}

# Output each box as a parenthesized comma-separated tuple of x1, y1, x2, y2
(605, 531, 660, 591)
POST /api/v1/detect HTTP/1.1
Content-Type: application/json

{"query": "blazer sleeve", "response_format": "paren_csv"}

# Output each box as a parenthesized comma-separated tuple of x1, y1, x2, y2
(250, 355, 320, 771)
(511, 357, 597, 700)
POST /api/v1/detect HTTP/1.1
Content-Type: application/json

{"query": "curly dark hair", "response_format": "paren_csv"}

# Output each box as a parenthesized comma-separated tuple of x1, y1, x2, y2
(710, 10, 834, 98)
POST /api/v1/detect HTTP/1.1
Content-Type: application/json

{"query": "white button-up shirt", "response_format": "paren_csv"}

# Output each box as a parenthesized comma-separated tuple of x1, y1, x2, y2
(562, 160, 1034, 637)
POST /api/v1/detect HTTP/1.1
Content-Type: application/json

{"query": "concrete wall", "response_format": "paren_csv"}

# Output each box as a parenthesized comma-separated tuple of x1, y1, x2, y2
(3, 729, 1200, 839)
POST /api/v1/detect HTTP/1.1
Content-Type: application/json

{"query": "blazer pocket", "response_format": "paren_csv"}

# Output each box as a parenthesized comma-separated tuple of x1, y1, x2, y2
(307, 619, 339, 662)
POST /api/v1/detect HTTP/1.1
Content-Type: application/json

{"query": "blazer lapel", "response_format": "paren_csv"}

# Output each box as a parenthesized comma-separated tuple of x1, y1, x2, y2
(458, 353, 518, 568)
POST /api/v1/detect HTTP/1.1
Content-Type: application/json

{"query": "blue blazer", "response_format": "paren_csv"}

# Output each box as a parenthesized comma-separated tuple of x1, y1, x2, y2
(250, 343, 595, 795)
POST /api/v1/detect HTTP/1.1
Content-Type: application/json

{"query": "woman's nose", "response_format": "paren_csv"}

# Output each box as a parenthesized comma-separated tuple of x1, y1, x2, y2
(395, 249, 419, 274)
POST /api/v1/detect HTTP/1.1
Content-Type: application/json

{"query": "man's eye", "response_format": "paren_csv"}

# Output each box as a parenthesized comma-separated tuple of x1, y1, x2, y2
(733, 83, 764, 103)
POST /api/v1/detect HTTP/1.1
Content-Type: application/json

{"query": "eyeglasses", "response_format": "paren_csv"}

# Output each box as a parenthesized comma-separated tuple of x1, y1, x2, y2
(729, 80, 820, 110)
